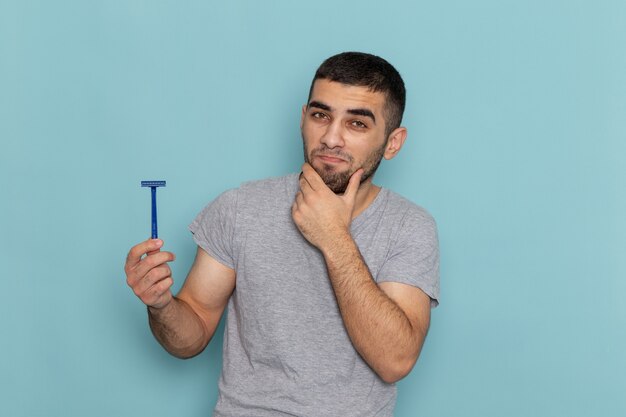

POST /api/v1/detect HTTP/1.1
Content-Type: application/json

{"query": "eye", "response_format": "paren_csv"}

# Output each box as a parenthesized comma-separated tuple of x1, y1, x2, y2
(350, 120, 368, 129)
(311, 111, 329, 120)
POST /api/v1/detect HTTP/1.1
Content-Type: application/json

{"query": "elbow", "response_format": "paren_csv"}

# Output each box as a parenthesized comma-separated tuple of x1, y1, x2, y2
(158, 343, 205, 360)
(377, 356, 418, 384)
(155, 331, 211, 360)
(169, 349, 201, 360)
(378, 327, 429, 383)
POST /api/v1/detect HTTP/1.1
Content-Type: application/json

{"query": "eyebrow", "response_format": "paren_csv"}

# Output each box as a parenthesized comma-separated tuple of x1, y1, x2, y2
(308, 100, 331, 111)
(347, 108, 376, 124)
(307, 100, 377, 124)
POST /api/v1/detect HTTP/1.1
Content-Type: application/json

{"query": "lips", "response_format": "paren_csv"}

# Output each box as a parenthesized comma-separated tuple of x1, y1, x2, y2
(318, 155, 346, 164)
(312, 150, 351, 164)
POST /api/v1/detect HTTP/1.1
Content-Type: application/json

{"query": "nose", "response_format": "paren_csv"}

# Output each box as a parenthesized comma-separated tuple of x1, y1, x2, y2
(320, 119, 345, 149)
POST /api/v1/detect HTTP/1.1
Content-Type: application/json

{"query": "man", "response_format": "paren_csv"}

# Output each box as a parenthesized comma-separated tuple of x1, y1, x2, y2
(125, 52, 439, 416)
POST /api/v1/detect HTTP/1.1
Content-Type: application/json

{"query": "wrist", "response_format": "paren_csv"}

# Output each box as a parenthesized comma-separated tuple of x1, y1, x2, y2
(319, 228, 355, 259)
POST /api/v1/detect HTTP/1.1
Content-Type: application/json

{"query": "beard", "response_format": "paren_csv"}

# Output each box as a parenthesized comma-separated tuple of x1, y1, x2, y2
(302, 138, 386, 194)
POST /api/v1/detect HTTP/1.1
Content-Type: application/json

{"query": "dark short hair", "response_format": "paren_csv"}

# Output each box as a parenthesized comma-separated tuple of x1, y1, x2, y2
(308, 52, 406, 137)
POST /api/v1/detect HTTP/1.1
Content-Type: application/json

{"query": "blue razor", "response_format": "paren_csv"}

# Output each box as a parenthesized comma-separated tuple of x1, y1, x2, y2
(141, 180, 166, 239)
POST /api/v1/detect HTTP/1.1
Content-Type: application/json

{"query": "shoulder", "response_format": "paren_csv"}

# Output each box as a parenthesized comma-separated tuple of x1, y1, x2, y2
(382, 189, 437, 231)
(239, 173, 299, 194)
(208, 173, 298, 204)
(235, 173, 300, 206)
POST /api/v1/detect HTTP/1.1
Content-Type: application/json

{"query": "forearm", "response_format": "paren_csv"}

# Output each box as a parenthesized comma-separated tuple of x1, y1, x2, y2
(322, 235, 423, 383)
(147, 297, 209, 359)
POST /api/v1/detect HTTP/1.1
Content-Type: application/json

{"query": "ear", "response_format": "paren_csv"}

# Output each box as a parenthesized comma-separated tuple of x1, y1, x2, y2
(383, 127, 408, 160)
(300, 104, 307, 129)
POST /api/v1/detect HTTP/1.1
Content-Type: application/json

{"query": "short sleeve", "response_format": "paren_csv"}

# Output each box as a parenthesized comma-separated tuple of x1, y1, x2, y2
(188, 188, 238, 269)
(377, 208, 440, 307)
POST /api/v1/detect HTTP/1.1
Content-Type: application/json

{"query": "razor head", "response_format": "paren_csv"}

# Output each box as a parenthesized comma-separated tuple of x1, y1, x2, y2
(141, 180, 166, 187)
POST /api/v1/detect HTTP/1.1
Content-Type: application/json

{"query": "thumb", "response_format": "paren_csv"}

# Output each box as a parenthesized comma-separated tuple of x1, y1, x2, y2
(147, 238, 163, 256)
(344, 168, 363, 201)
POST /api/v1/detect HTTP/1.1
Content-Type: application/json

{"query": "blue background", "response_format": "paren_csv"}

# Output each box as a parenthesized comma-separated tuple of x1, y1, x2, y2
(1, 1, 625, 416)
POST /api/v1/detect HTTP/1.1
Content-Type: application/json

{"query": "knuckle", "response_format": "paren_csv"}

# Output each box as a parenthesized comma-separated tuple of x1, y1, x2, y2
(144, 268, 158, 283)
(132, 282, 143, 297)
(126, 271, 140, 286)
(157, 282, 169, 294)
(145, 265, 169, 283)
(153, 251, 170, 265)
(143, 257, 162, 273)
(129, 245, 141, 258)
(152, 286, 165, 299)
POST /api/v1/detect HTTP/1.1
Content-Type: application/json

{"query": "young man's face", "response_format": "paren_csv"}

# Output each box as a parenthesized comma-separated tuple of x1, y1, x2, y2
(301, 79, 392, 194)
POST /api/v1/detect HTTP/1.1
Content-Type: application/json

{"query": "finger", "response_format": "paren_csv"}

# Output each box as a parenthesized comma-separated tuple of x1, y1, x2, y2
(291, 201, 299, 222)
(125, 239, 163, 271)
(343, 168, 363, 201)
(294, 191, 304, 208)
(141, 277, 174, 307)
(132, 264, 172, 296)
(146, 236, 164, 256)
(299, 172, 313, 194)
(301, 163, 325, 191)
(292, 192, 306, 219)
(131, 251, 176, 282)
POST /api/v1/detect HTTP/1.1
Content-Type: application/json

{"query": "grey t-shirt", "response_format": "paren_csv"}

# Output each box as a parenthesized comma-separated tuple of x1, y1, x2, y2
(189, 173, 439, 417)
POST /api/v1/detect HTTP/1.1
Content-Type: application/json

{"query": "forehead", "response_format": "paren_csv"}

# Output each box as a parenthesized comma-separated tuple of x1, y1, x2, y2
(309, 79, 386, 113)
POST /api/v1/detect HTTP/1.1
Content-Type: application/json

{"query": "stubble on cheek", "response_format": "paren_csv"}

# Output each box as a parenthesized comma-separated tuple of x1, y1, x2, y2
(302, 135, 386, 194)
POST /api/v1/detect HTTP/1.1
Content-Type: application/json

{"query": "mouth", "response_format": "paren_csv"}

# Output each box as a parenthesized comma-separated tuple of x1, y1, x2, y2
(312, 151, 351, 166)
(317, 155, 347, 164)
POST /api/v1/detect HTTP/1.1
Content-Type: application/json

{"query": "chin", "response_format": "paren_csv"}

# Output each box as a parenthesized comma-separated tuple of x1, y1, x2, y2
(318, 168, 352, 194)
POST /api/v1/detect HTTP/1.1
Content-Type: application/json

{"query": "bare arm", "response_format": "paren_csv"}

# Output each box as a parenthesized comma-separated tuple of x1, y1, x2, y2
(322, 234, 430, 383)
(125, 239, 235, 358)
(292, 164, 431, 383)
